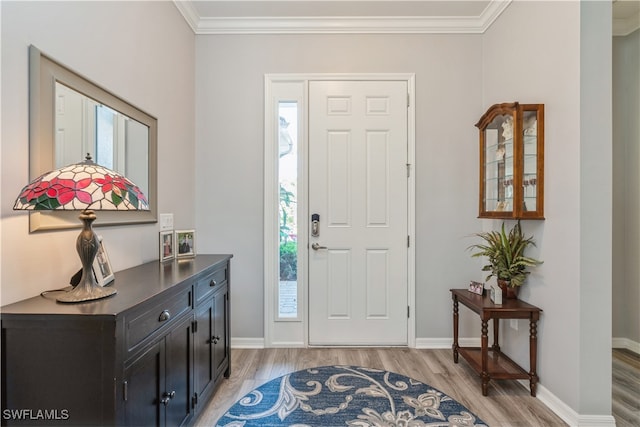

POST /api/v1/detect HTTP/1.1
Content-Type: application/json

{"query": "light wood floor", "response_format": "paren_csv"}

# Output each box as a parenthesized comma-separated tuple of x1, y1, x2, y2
(194, 347, 568, 426)
(613, 348, 640, 427)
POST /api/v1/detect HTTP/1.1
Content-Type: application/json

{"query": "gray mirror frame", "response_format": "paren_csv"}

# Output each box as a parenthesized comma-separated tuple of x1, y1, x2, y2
(28, 46, 157, 232)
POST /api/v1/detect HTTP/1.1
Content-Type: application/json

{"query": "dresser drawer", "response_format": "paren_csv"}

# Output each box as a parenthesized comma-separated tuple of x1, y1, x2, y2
(126, 287, 191, 352)
(194, 264, 228, 304)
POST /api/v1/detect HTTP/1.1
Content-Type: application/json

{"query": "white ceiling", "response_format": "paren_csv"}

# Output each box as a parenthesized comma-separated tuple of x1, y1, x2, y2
(173, 0, 640, 35)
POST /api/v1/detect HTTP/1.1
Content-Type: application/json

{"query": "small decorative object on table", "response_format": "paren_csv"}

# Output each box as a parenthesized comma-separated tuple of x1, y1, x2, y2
(176, 230, 196, 258)
(468, 281, 484, 295)
(160, 230, 174, 262)
(489, 283, 502, 304)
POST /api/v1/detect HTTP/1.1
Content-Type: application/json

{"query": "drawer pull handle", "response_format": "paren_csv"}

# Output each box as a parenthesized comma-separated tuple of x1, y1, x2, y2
(159, 310, 171, 322)
(210, 279, 217, 287)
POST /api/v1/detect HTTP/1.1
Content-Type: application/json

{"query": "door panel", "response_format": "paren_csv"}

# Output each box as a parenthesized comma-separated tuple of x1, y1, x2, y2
(124, 341, 163, 427)
(308, 80, 408, 345)
(165, 316, 193, 427)
(195, 300, 214, 398)
(213, 285, 229, 379)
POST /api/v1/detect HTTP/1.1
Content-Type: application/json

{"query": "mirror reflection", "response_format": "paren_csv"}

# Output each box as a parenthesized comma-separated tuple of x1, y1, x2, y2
(29, 45, 157, 232)
(55, 82, 149, 197)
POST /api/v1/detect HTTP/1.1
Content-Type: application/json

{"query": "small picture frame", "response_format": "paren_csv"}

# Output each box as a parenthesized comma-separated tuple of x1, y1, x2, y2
(175, 230, 196, 258)
(160, 230, 174, 262)
(468, 281, 484, 295)
(93, 236, 115, 286)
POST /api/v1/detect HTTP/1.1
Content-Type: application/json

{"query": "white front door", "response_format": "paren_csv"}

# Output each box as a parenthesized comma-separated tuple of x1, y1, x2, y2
(308, 80, 408, 345)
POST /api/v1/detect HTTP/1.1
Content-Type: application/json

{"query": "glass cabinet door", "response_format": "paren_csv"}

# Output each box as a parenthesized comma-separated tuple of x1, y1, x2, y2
(521, 106, 543, 217)
(482, 112, 515, 214)
(477, 103, 544, 219)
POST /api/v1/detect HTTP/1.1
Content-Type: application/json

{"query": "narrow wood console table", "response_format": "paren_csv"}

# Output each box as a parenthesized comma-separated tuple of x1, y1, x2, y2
(450, 289, 542, 396)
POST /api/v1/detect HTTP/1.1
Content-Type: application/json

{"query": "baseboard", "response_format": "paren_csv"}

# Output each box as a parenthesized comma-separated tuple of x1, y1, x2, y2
(528, 380, 617, 427)
(231, 337, 265, 348)
(612, 337, 640, 354)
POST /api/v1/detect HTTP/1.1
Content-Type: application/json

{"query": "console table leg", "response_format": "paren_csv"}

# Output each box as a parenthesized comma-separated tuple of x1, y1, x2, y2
(481, 317, 489, 396)
(492, 318, 500, 352)
(452, 296, 459, 363)
(529, 317, 539, 397)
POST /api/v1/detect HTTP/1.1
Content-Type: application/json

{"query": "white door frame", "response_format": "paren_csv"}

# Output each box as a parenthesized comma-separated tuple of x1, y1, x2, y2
(264, 73, 416, 348)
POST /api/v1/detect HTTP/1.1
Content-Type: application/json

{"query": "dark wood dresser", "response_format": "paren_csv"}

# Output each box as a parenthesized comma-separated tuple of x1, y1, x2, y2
(1, 254, 232, 426)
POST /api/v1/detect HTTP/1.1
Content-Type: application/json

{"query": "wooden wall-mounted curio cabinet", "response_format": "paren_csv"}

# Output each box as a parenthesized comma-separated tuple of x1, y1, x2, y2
(476, 102, 544, 219)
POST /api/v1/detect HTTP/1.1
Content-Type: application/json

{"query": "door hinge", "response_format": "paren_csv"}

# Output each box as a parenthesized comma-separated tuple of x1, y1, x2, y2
(192, 320, 198, 333)
(406, 164, 411, 178)
(407, 306, 410, 318)
(123, 381, 128, 401)
(192, 393, 198, 408)
(407, 235, 410, 247)
(407, 93, 410, 107)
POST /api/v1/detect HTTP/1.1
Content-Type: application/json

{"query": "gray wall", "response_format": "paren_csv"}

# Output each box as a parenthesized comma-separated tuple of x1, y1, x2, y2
(194, 33, 484, 340)
(194, 1, 613, 419)
(0, 0, 617, 421)
(0, 1, 196, 304)
(613, 28, 640, 346)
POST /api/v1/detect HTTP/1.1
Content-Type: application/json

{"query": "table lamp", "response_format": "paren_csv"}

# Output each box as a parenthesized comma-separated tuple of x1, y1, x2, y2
(14, 154, 149, 303)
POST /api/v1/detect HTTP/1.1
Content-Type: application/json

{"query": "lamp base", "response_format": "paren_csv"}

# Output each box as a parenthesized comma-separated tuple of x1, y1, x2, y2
(56, 209, 117, 304)
(57, 284, 117, 303)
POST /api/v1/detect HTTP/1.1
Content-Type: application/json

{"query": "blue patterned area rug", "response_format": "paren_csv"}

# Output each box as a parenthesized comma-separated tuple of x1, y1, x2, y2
(216, 365, 488, 426)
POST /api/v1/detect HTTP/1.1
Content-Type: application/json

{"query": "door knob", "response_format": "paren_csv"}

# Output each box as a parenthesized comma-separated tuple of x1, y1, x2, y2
(161, 390, 175, 406)
(311, 243, 327, 250)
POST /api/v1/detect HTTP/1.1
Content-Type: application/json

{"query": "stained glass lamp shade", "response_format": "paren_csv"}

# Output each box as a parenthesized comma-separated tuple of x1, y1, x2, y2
(14, 154, 149, 303)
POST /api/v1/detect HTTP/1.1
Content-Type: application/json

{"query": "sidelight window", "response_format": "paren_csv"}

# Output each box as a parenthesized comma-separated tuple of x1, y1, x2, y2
(278, 102, 298, 319)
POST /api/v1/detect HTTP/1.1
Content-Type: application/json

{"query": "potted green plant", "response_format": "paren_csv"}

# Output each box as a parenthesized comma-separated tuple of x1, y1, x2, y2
(468, 221, 542, 299)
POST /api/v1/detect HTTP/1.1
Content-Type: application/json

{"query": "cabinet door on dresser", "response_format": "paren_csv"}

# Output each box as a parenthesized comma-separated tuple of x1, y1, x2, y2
(165, 314, 195, 427)
(212, 283, 229, 381)
(194, 283, 229, 404)
(124, 314, 194, 427)
(124, 340, 164, 427)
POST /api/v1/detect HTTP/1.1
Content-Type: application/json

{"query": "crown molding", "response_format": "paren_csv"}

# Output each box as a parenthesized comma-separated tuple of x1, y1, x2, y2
(174, 0, 201, 31)
(173, 0, 511, 35)
(613, 11, 640, 36)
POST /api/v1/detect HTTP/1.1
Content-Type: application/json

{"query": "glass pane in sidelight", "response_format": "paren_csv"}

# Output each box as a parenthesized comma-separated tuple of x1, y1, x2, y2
(96, 104, 116, 169)
(278, 102, 298, 318)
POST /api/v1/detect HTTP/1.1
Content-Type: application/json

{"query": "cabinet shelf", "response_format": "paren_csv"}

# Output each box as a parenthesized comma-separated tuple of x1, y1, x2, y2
(476, 102, 544, 219)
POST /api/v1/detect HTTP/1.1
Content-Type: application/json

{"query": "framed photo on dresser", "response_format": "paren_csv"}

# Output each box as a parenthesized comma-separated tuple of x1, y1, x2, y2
(93, 236, 114, 286)
(160, 230, 174, 262)
(176, 230, 196, 258)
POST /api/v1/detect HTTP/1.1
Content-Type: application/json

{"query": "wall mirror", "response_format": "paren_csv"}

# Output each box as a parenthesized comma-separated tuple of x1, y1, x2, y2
(29, 46, 157, 232)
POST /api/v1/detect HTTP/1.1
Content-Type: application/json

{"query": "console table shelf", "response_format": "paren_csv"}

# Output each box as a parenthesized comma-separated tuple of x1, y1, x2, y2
(450, 289, 542, 396)
(457, 348, 530, 379)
